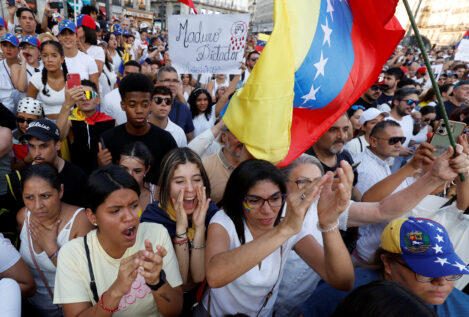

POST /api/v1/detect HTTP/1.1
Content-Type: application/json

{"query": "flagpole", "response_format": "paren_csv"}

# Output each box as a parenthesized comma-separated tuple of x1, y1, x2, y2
(401, 0, 465, 182)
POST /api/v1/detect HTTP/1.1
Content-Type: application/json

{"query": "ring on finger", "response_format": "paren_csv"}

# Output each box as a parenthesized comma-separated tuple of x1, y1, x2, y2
(301, 193, 306, 200)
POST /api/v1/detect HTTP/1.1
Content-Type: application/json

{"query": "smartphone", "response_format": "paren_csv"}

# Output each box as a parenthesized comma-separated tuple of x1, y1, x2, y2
(67, 73, 81, 89)
(7, 0, 15, 7)
(430, 120, 466, 156)
(99, 137, 106, 150)
(50, 1, 63, 9)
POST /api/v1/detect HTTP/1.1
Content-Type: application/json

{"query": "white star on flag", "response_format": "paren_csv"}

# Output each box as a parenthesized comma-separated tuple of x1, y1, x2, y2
(427, 222, 434, 227)
(451, 262, 469, 272)
(326, 0, 334, 22)
(432, 244, 443, 254)
(301, 84, 321, 104)
(417, 220, 424, 223)
(436, 227, 443, 233)
(435, 234, 444, 243)
(408, 220, 415, 223)
(434, 257, 449, 266)
(314, 51, 328, 80)
(321, 18, 332, 47)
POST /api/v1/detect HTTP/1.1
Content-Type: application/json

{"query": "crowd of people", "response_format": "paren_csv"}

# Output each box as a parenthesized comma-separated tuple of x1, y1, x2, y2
(0, 2, 469, 317)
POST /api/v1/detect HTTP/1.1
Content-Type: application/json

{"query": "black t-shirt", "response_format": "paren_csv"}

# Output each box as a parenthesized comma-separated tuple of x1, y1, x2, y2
(101, 124, 178, 184)
(0, 103, 16, 130)
(436, 100, 463, 120)
(305, 147, 358, 186)
(377, 93, 393, 105)
(60, 161, 88, 206)
(352, 97, 377, 110)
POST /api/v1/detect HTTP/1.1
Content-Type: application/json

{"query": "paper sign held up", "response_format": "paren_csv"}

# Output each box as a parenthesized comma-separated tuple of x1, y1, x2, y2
(168, 14, 250, 74)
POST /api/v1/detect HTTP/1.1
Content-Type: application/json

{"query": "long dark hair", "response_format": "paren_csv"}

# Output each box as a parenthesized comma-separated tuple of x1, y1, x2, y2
(21, 163, 62, 192)
(86, 165, 140, 213)
(119, 141, 153, 184)
(188, 88, 213, 120)
(82, 25, 98, 45)
(40, 41, 68, 97)
(223, 159, 286, 245)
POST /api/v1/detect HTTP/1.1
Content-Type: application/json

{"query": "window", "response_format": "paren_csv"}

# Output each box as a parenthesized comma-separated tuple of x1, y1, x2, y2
(173, 4, 181, 14)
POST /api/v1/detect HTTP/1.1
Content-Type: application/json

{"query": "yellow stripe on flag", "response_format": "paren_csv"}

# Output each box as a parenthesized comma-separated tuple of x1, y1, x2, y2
(257, 33, 270, 42)
(223, 0, 295, 163)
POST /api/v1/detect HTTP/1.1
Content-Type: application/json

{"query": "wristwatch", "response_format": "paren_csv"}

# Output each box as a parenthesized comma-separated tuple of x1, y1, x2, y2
(147, 270, 166, 291)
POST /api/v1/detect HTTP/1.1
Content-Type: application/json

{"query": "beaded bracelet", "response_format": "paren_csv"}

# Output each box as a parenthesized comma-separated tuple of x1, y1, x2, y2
(48, 248, 60, 260)
(191, 243, 206, 250)
(172, 237, 189, 245)
(316, 220, 339, 233)
(100, 291, 119, 312)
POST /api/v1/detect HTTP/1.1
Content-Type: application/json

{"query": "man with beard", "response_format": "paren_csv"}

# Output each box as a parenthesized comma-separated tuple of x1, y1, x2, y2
(353, 77, 387, 109)
(387, 88, 420, 171)
(377, 67, 404, 105)
(202, 126, 244, 205)
(19, 35, 42, 85)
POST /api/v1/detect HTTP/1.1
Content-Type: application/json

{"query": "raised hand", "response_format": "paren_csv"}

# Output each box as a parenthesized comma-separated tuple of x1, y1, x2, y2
(430, 145, 469, 181)
(110, 253, 142, 297)
(409, 141, 436, 170)
(172, 189, 188, 234)
(97, 142, 112, 166)
(192, 186, 210, 230)
(138, 240, 166, 286)
(317, 161, 353, 229)
(29, 217, 60, 255)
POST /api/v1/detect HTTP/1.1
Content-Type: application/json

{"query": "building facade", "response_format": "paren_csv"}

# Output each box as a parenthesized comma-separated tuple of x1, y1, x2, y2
(250, 0, 272, 33)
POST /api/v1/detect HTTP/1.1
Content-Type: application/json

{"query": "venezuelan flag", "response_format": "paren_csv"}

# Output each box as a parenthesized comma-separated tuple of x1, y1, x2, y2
(222, 0, 404, 165)
(255, 33, 270, 52)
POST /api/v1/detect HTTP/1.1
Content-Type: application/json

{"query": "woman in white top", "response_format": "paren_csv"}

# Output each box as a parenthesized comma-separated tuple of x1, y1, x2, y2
(206, 73, 229, 100)
(98, 43, 118, 97)
(53, 165, 183, 316)
(104, 33, 123, 74)
(197, 159, 354, 316)
(76, 14, 105, 77)
(411, 106, 436, 146)
(181, 74, 194, 101)
(17, 164, 93, 316)
(27, 41, 67, 120)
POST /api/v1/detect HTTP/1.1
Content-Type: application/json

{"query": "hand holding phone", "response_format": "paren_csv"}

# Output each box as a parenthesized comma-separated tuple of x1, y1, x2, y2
(430, 120, 466, 156)
(67, 73, 81, 89)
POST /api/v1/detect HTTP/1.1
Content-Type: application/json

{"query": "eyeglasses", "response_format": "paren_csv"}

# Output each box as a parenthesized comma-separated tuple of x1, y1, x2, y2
(402, 99, 419, 106)
(243, 193, 286, 210)
(371, 85, 389, 92)
(395, 261, 463, 283)
(374, 136, 407, 145)
(350, 105, 365, 111)
(290, 178, 314, 190)
(16, 117, 34, 124)
(84, 91, 97, 100)
(154, 97, 172, 105)
(160, 79, 179, 84)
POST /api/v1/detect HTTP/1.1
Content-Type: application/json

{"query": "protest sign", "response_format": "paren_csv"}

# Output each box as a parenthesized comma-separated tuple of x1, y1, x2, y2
(431, 63, 443, 80)
(168, 14, 250, 74)
(455, 39, 469, 62)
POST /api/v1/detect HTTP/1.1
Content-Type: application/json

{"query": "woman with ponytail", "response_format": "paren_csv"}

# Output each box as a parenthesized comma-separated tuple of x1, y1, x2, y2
(26, 40, 68, 120)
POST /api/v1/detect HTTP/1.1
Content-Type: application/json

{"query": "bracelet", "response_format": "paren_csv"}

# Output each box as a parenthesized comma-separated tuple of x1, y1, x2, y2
(100, 291, 119, 312)
(172, 237, 189, 245)
(191, 243, 206, 250)
(316, 220, 339, 233)
(48, 247, 60, 260)
(175, 231, 188, 239)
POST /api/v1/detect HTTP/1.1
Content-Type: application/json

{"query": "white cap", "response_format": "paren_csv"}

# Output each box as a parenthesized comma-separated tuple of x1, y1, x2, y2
(17, 97, 43, 116)
(359, 108, 389, 126)
(139, 22, 149, 30)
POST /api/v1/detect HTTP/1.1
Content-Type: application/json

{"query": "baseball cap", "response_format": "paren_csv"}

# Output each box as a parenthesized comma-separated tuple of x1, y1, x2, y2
(17, 97, 43, 116)
(20, 35, 41, 48)
(454, 80, 469, 88)
(0, 17, 8, 29)
(417, 66, 427, 74)
(1, 33, 19, 47)
(374, 75, 386, 86)
(76, 14, 96, 30)
(111, 24, 122, 35)
(58, 20, 77, 34)
(139, 22, 149, 31)
(381, 217, 469, 278)
(359, 108, 389, 126)
(122, 29, 132, 36)
(20, 119, 60, 142)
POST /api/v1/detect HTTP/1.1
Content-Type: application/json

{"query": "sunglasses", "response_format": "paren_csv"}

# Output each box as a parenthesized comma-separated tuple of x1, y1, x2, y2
(16, 117, 35, 124)
(154, 97, 172, 105)
(374, 136, 406, 145)
(371, 85, 388, 91)
(250, 57, 258, 62)
(84, 91, 97, 100)
(402, 99, 418, 106)
(350, 105, 365, 111)
(423, 118, 433, 123)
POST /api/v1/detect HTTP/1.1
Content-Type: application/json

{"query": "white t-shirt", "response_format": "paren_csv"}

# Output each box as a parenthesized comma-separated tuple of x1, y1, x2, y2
(54, 223, 182, 316)
(411, 125, 429, 144)
(0, 233, 21, 273)
(110, 51, 123, 74)
(164, 119, 187, 147)
(344, 135, 368, 160)
(64, 51, 99, 81)
(25, 62, 44, 85)
(99, 65, 117, 98)
(86, 45, 105, 63)
(201, 210, 312, 316)
(30, 72, 65, 115)
(101, 88, 126, 125)
(193, 105, 216, 137)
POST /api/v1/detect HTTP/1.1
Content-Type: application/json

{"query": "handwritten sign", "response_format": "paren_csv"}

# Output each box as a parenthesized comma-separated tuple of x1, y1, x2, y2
(454, 39, 469, 62)
(168, 14, 250, 74)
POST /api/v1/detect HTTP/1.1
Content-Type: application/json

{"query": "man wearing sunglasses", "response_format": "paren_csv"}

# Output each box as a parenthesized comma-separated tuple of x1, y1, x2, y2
(301, 217, 469, 317)
(56, 80, 115, 174)
(353, 77, 388, 110)
(148, 85, 187, 147)
(241, 50, 260, 85)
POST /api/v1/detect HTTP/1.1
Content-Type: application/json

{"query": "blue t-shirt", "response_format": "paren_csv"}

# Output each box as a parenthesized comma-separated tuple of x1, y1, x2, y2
(301, 267, 469, 317)
(169, 100, 195, 134)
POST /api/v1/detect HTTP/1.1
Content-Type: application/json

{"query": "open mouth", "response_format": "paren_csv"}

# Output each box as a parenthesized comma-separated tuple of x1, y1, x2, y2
(122, 226, 137, 240)
(183, 197, 196, 210)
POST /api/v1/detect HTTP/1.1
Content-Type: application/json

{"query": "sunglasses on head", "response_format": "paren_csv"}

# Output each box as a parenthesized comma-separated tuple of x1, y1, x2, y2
(16, 117, 35, 124)
(84, 91, 97, 100)
(350, 105, 365, 111)
(154, 97, 172, 105)
(371, 85, 388, 91)
(402, 99, 418, 106)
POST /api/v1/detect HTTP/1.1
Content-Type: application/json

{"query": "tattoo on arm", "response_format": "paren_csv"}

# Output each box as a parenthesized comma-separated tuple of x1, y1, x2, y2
(159, 293, 170, 303)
